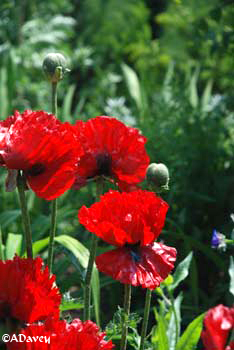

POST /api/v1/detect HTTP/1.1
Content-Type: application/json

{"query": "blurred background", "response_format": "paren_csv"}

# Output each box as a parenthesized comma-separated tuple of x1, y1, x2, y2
(0, 0, 233, 346)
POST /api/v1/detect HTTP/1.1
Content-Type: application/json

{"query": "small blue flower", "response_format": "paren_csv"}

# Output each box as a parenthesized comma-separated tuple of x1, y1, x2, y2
(211, 229, 226, 251)
(211, 229, 220, 248)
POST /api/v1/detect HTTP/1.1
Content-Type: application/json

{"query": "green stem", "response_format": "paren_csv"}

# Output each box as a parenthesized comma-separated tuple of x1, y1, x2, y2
(51, 82, 57, 115)
(225, 239, 234, 244)
(83, 178, 103, 321)
(0, 227, 4, 260)
(47, 199, 57, 271)
(120, 284, 131, 350)
(17, 172, 33, 258)
(140, 289, 152, 350)
(47, 82, 58, 271)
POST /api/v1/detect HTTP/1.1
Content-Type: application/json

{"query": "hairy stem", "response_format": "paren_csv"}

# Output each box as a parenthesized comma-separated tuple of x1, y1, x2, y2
(47, 82, 58, 271)
(120, 284, 131, 350)
(140, 289, 152, 350)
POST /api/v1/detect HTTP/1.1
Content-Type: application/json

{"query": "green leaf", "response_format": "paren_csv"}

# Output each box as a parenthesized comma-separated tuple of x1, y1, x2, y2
(170, 252, 193, 291)
(201, 79, 213, 111)
(176, 313, 205, 350)
(228, 256, 234, 296)
(32, 237, 50, 256)
(167, 292, 183, 350)
(157, 311, 169, 350)
(121, 63, 143, 111)
(5, 233, 22, 259)
(0, 67, 8, 118)
(189, 65, 199, 108)
(60, 298, 83, 312)
(61, 84, 76, 122)
(54, 235, 100, 325)
(0, 210, 21, 229)
(55, 235, 90, 268)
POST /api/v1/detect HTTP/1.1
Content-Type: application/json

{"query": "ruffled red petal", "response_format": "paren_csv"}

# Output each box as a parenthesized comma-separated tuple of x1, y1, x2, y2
(0, 256, 61, 323)
(201, 304, 234, 350)
(73, 116, 149, 188)
(96, 242, 176, 289)
(1, 110, 83, 200)
(78, 190, 169, 246)
(7, 318, 114, 349)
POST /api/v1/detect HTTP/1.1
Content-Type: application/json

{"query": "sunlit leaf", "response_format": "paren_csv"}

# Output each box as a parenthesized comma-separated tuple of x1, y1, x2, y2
(176, 313, 205, 350)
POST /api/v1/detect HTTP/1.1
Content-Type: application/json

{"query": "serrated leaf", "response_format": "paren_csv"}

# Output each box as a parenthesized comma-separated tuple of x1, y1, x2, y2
(170, 252, 193, 291)
(157, 312, 169, 350)
(228, 256, 234, 296)
(5, 233, 22, 259)
(176, 313, 205, 350)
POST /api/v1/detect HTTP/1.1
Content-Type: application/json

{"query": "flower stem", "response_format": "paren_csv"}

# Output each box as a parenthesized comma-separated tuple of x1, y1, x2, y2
(83, 178, 103, 321)
(140, 289, 152, 350)
(47, 82, 58, 271)
(17, 172, 33, 258)
(226, 239, 234, 244)
(0, 227, 4, 260)
(51, 82, 58, 115)
(120, 284, 131, 350)
(47, 199, 57, 271)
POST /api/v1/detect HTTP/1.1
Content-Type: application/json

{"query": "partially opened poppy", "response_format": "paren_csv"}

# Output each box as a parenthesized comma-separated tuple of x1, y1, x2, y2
(0, 110, 83, 200)
(8, 318, 114, 349)
(78, 190, 176, 289)
(0, 256, 61, 328)
(72, 116, 149, 191)
(201, 304, 234, 350)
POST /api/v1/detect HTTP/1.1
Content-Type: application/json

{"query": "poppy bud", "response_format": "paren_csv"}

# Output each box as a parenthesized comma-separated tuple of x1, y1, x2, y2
(146, 163, 169, 192)
(42, 53, 70, 83)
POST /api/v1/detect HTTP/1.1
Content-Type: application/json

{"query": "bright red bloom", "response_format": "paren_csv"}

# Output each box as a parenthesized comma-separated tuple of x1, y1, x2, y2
(0, 113, 18, 150)
(201, 304, 234, 350)
(96, 242, 176, 289)
(0, 110, 83, 200)
(0, 256, 61, 324)
(8, 318, 114, 349)
(78, 190, 176, 289)
(78, 190, 169, 246)
(72, 116, 149, 191)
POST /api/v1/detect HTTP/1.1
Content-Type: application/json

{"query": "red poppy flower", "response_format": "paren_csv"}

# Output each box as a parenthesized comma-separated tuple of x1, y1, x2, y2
(0, 110, 83, 200)
(7, 318, 114, 349)
(0, 256, 61, 325)
(79, 190, 169, 246)
(201, 304, 234, 350)
(72, 116, 149, 191)
(96, 242, 176, 289)
(78, 190, 176, 289)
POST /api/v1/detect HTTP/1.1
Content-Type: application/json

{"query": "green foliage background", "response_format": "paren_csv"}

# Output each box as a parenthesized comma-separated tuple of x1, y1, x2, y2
(0, 0, 233, 348)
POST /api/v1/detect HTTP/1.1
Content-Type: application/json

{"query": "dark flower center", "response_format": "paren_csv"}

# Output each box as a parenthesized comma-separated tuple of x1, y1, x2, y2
(96, 153, 112, 177)
(125, 241, 141, 262)
(26, 163, 46, 177)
